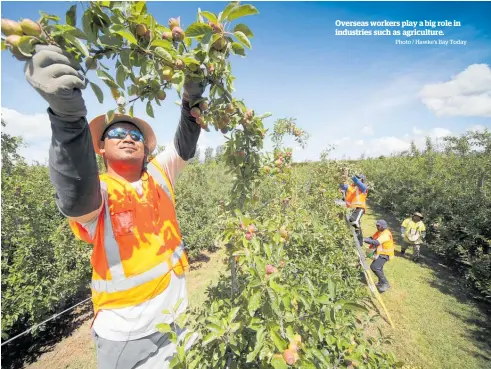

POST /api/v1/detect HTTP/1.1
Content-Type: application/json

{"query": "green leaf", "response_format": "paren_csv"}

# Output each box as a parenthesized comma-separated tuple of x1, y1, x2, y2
(270, 328, 287, 351)
(1, 40, 6, 51)
(233, 24, 253, 38)
(63, 33, 89, 57)
(246, 328, 265, 362)
(231, 42, 245, 56)
(202, 332, 218, 346)
(206, 323, 224, 334)
(96, 69, 119, 89)
(146, 101, 154, 118)
(328, 279, 336, 299)
(90, 82, 104, 103)
(17, 36, 35, 57)
(311, 348, 330, 367)
(111, 24, 138, 45)
(271, 356, 288, 369)
(341, 302, 368, 313)
(318, 295, 331, 305)
(40, 11, 60, 22)
(105, 109, 115, 124)
(133, 1, 146, 14)
(129, 105, 134, 117)
(120, 49, 131, 69)
(182, 57, 200, 66)
(150, 39, 173, 50)
(227, 4, 259, 22)
(81, 12, 96, 42)
(66, 5, 77, 27)
(247, 290, 261, 316)
(234, 31, 251, 49)
(200, 11, 218, 25)
(220, 2, 239, 22)
(228, 307, 240, 323)
(185, 22, 213, 37)
(116, 66, 126, 89)
(156, 323, 173, 333)
(154, 47, 173, 62)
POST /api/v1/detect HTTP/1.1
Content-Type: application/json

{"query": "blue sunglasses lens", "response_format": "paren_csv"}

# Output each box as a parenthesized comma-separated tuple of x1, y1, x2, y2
(105, 127, 144, 142)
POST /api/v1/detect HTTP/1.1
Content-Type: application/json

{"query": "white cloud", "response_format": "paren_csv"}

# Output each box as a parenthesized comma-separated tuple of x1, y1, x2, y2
(333, 136, 350, 146)
(1, 108, 51, 164)
(467, 125, 487, 133)
(419, 64, 491, 117)
(369, 136, 410, 155)
(2, 107, 51, 141)
(412, 127, 424, 135)
(355, 140, 364, 145)
(362, 126, 373, 135)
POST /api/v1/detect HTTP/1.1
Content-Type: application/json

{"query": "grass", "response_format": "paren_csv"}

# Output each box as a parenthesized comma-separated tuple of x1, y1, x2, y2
(24, 246, 227, 369)
(362, 204, 491, 369)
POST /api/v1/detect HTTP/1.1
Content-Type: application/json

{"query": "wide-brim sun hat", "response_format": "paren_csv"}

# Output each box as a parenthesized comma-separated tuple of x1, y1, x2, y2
(413, 212, 424, 219)
(89, 114, 157, 155)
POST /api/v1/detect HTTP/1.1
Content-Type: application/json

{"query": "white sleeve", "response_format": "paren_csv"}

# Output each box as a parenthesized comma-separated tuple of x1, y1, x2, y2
(78, 188, 106, 239)
(155, 142, 187, 187)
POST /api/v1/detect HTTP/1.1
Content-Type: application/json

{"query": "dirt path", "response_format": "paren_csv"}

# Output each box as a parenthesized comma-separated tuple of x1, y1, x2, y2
(22, 247, 227, 369)
(362, 204, 491, 369)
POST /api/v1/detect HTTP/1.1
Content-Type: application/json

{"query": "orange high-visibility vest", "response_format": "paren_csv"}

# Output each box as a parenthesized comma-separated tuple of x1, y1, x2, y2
(69, 159, 189, 315)
(345, 184, 367, 210)
(372, 229, 395, 259)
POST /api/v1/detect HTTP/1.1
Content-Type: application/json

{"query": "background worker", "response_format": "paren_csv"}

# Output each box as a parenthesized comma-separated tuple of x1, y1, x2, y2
(340, 173, 368, 245)
(363, 220, 394, 293)
(24, 44, 205, 368)
(401, 211, 426, 261)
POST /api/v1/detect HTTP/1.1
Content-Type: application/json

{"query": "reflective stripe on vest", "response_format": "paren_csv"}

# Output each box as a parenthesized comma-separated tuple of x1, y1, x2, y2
(145, 162, 175, 205)
(91, 243, 185, 293)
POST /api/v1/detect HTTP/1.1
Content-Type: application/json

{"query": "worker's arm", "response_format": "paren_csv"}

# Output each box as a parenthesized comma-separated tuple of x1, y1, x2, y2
(339, 183, 348, 191)
(24, 45, 102, 222)
(352, 175, 368, 192)
(156, 80, 206, 186)
(49, 112, 102, 222)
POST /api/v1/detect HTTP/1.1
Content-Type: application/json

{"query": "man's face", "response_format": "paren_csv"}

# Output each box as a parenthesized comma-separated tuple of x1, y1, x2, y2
(412, 215, 421, 222)
(100, 122, 146, 165)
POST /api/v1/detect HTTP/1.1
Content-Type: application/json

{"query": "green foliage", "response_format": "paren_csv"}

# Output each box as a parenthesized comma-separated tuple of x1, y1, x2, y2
(175, 158, 233, 259)
(357, 130, 491, 301)
(1, 123, 92, 339)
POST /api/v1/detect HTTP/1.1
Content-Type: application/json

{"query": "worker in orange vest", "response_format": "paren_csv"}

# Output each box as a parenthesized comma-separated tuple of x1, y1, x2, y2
(364, 220, 394, 293)
(340, 174, 368, 245)
(24, 45, 205, 368)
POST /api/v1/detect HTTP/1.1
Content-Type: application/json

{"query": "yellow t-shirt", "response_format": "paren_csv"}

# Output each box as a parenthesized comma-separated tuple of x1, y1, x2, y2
(402, 218, 426, 244)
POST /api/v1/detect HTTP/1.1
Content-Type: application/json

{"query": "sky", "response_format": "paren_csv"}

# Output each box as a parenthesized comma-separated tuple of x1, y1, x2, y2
(1, 0, 491, 163)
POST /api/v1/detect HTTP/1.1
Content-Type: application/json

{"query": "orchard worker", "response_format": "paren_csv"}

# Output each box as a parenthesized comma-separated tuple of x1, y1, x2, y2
(401, 211, 426, 261)
(363, 220, 394, 293)
(24, 45, 205, 368)
(340, 173, 368, 245)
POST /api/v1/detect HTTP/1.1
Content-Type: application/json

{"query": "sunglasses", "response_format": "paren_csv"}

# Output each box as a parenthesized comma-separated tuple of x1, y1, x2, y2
(103, 127, 144, 142)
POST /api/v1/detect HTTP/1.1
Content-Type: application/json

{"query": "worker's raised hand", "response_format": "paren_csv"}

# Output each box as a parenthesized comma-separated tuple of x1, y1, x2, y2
(182, 77, 207, 105)
(24, 45, 87, 121)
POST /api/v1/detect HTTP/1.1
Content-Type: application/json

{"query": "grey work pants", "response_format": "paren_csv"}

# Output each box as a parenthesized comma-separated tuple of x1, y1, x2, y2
(92, 327, 191, 369)
(370, 255, 389, 285)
